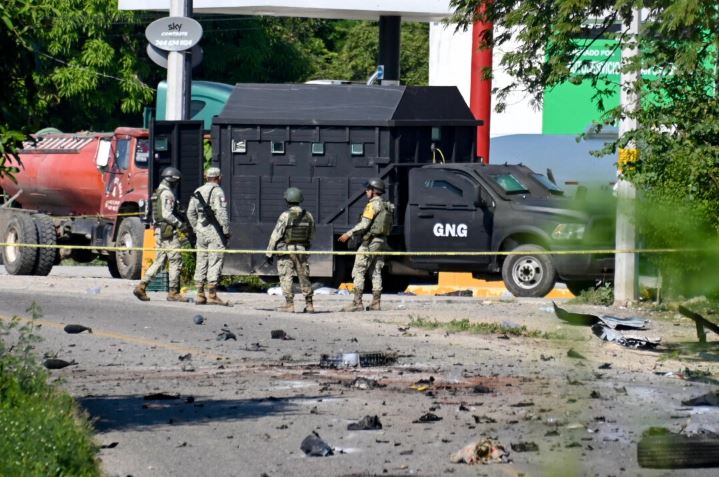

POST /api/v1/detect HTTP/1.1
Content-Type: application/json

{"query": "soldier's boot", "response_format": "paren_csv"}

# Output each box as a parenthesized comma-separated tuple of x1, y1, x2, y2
(303, 296, 315, 314)
(342, 291, 364, 312)
(196, 284, 207, 305)
(368, 292, 382, 311)
(207, 286, 228, 306)
(167, 288, 189, 302)
(277, 297, 294, 313)
(133, 282, 150, 302)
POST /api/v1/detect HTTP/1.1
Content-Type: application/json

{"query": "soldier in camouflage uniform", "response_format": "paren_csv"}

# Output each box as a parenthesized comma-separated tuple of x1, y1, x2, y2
(338, 178, 394, 312)
(133, 166, 189, 302)
(187, 167, 230, 305)
(266, 187, 315, 313)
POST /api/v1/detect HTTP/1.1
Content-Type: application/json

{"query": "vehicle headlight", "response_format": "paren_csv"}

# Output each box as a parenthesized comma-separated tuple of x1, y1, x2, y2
(552, 223, 585, 240)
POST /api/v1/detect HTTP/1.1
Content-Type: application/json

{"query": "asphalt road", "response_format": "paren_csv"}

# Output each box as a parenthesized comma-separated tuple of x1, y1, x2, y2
(1, 266, 718, 477)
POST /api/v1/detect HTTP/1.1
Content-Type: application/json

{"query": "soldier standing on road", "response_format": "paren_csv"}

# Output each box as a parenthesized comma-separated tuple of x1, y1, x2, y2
(338, 178, 394, 312)
(133, 166, 189, 302)
(266, 187, 315, 313)
(187, 167, 230, 306)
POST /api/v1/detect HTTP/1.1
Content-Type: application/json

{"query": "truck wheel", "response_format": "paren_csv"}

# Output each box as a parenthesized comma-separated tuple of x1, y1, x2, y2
(501, 244, 556, 297)
(565, 280, 597, 296)
(2, 213, 38, 275)
(32, 214, 57, 276)
(115, 217, 144, 279)
(107, 253, 122, 278)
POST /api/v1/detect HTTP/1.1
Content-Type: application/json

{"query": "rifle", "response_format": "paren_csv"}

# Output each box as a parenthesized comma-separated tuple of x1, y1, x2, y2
(192, 188, 227, 246)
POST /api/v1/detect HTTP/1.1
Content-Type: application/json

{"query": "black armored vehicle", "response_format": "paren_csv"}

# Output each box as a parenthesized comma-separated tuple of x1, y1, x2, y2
(168, 83, 615, 297)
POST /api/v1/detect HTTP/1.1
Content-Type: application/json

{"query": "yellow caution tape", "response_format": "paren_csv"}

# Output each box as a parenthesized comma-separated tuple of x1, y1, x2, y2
(0, 242, 701, 257)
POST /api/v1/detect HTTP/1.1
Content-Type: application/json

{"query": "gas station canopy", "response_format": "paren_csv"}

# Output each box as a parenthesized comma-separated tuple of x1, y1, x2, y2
(118, 0, 453, 22)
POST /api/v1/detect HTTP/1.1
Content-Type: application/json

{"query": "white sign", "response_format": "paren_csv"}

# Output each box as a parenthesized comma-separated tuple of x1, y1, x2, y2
(145, 16, 203, 52)
(433, 223, 468, 238)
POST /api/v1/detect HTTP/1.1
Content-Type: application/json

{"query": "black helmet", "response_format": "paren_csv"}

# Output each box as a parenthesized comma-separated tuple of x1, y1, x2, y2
(283, 187, 304, 204)
(161, 166, 182, 183)
(366, 178, 385, 194)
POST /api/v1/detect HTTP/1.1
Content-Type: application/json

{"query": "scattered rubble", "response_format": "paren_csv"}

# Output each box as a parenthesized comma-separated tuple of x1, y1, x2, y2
(300, 431, 333, 457)
(320, 351, 397, 368)
(216, 325, 237, 341)
(193, 315, 205, 325)
(413, 413, 442, 423)
(682, 391, 719, 407)
(63, 324, 92, 334)
(511, 442, 539, 452)
(450, 438, 509, 464)
(347, 415, 383, 431)
(43, 358, 77, 369)
(271, 329, 294, 340)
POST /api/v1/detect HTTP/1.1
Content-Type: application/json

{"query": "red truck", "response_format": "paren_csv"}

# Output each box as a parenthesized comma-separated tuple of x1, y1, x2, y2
(0, 127, 150, 278)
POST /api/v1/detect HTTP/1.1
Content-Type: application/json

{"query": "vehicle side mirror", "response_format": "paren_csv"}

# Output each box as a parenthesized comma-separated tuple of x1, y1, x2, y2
(95, 139, 111, 170)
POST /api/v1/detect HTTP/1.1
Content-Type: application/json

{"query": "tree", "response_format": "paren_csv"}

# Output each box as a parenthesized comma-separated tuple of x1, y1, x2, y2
(449, 0, 719, 296)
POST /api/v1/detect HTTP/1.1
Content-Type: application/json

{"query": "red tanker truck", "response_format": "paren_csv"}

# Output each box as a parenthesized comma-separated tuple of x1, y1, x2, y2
(0, 127, 150, 278)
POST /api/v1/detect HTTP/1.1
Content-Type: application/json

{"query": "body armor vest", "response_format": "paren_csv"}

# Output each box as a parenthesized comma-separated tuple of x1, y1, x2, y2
(284, 209, 312, 244)
(367, 200, 394, 238)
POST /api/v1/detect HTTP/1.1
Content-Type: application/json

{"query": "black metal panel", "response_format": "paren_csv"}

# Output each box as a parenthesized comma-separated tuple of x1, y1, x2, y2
(149, 120, 204, 213)
(379, 16, 401, 82)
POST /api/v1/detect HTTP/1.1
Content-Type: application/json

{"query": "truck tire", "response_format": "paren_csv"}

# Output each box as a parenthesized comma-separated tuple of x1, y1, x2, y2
(107, 253, 122, 278)
(32, 214, 57, 276)
(501, 244, 557, 298)
(114, 217, 144, 279)
(2, 213, 38, 275)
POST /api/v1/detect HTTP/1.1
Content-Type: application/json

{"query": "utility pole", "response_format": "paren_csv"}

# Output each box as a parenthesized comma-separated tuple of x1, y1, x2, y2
(614, 8, 640, 305)
(166, 0, 192, 120)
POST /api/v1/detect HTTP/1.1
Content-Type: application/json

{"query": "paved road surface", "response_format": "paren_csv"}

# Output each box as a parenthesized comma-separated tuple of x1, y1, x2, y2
(1, 266, 718, 476)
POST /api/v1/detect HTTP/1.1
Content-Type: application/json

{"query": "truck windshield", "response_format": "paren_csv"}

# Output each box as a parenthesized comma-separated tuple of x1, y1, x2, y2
(489, 173, 529, 194)
(531, 173, 564, 195)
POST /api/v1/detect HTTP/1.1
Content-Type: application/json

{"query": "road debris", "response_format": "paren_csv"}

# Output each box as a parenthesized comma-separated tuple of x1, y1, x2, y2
(682, 391, 719, 407)
(178, 353, 192, 361)
(591, 324, 660, 349)
(100, 442, 119, 449)
(567, 349, 586, 360)
(216, 325, 237, 341)
(438, 289, 473, 297)
(245, 342, 268, 351)
(63, 324, 92, 334)
(413, 413, 442, 423)
(300, 431, 334, 457)
(638, 427, 719, 468)
(271, 329, 295, 340)
(678, 305, 719, 344)
(43, 358, 77, 369)
(472, 384, 493, 394)
(193, 315, 205, 325)
(511, 442, 539, 452)
(348, 377, 385, 390)
(347, 415, 383, 430)
(450, 438, 509, 464)
(320, 351, 397, 368)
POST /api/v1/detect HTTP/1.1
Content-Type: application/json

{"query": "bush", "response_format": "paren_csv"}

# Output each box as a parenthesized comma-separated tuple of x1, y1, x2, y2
(0, 304, 99, 477)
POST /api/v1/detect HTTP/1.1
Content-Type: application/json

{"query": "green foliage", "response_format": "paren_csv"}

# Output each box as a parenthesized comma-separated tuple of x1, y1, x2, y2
(408, 315, 542, 337)
(568, 283, 614, 306)
(450, 0, 719, 298)
(0, 303, 99, 477)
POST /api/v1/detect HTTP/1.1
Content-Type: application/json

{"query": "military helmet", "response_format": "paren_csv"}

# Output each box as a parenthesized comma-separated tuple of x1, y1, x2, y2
(283, 187, 304, 204)
(160, 166, 182, 183)
(205, 167, 221, 178)
(366, 178, 385, 193)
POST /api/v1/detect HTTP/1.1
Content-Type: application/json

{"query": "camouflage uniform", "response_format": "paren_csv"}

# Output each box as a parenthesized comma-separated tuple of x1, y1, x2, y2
(346, 196, 390, 295)
(141, 183, 184, 290)
(267, 205, 315, 311)
(187, 182, 229, 287)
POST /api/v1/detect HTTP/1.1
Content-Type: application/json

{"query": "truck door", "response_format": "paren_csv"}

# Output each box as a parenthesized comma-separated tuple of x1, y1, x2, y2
(405, 168, 493, 270)
(101, 135, 133, 215)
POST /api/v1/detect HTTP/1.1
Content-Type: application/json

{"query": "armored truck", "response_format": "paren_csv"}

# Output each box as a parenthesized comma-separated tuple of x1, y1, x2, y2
(201, 83, 614, 297)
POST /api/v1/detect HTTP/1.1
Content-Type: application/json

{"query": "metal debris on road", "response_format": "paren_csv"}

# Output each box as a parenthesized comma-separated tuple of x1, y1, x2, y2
(553, 302, 649, 329)
(413, 412, 442, 423)
(591, 324, 660, 349)
(682, 391, 719, 407)
(216, 325, 237, 341)
(320, 351, 397, 368)
(271, 329, 295, 340)
(348, 377, 385, 390)
(511, 442, 539, 452)
(193, 315, 205, 325)
(300, 431, 334, 457)
(63, 324, 92, 334)
(450, 438, 509, 464)
(245, 342, 268, 351)
(43, 358, 77, 369)
(347, 415, 383, 431)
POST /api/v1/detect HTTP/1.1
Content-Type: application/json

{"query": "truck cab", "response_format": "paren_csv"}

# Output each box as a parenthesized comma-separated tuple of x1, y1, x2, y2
(405, 163, 615, 296)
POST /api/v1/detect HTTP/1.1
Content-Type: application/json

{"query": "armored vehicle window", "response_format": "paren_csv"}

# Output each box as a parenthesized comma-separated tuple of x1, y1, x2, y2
(431, 127, 442, 141)
(531, 173, 564, 195)
(424, 179, 463, 197)
(312, 143, 324, 155)
(490, 173, 529, 194)
(271, 141, 285, 154)
(351, 143, 364, 156)
(135, 139, 149, 168)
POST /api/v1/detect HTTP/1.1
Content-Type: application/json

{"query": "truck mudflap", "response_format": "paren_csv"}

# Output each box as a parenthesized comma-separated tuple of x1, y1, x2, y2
(222, 223, 333, 277)
(551, 248, 615, 280)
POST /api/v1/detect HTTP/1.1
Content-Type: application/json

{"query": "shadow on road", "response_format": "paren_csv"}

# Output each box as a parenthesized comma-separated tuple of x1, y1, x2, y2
(80, 394, 330, 432)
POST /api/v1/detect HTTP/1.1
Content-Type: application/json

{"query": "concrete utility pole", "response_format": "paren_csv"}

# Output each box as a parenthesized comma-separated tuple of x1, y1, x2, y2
(614, 9, 640, 305)
(165, 0, 193, 120)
